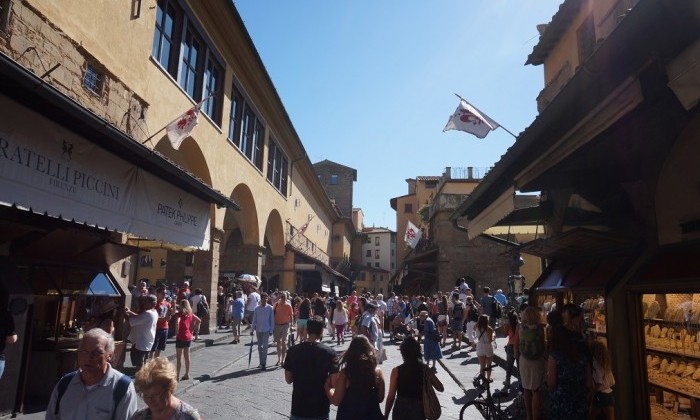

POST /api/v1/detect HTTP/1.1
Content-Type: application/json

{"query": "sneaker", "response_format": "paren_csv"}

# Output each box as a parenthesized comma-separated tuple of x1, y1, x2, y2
(181, 374, 189, 380)
(261, 365, 267, 371)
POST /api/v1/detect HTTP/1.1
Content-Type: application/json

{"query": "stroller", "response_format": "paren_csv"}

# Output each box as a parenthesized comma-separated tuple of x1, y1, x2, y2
(390, 317, 417, 343)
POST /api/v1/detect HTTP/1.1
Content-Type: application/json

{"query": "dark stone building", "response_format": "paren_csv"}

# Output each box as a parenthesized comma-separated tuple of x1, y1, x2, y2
(313, 160, 357, 217)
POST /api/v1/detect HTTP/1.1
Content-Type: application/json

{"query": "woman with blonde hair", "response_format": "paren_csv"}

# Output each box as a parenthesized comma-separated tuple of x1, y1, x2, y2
(590, 338, 615, 420)
(332, 300, 349, 345)
(174, 300, 200, 381)
(475, 314, 495, 382)
(327, 335, 385, 419)
(132, 357, 200, 419)
(516, 306, 546, 420)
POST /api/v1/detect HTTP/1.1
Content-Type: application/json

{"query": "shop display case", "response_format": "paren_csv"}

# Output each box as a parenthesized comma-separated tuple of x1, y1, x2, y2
(14, 265, 126, 400)
(642, 293, 700, 419)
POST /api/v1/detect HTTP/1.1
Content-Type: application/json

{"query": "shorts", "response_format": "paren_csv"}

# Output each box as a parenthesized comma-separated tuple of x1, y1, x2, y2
(297, 319, 308, 329)
(244, 310, 255, 321)
(437, 315, 447, 327)
(175, 339, 192, 348)
(449, 319, 463, 332)
(151, 328, 168, 351)
(593, 391, 614, 408)
(519, 356, 546, 391)
(273, 323, 290, 342)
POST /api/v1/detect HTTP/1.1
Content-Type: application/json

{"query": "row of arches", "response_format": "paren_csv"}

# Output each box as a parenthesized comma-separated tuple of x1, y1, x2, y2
(153, 135, 289, 286)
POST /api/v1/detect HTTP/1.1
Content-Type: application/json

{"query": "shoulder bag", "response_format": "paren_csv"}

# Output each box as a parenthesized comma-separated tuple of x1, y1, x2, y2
(422, 366, 441, 420)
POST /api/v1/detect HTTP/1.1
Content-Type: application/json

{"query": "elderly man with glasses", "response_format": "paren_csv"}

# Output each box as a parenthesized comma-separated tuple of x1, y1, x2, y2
(46, 328, 138, 420)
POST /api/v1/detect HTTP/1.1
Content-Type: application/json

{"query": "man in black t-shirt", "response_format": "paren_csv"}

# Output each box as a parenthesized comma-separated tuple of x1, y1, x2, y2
(284, 316, 339, 419)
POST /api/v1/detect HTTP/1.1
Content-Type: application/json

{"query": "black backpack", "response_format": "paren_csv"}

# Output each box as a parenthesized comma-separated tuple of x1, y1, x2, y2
(491, 297, 503, 319)
(452, 302, 464, 320)
(468, 304, 479, 322)
(196, 296, 209, 317)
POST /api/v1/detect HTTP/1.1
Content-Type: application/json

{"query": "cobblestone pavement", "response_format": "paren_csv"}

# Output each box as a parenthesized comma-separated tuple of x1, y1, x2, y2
(175, 332, 473, 419)
(18, 326, 524, 419)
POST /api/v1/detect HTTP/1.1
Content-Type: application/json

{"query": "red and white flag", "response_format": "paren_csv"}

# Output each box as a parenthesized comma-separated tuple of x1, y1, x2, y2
(297, 215, 314, 237)
(298, 221, 310, 236)
(165, 102, 202, 150)
(443, 100, 499, 139)
(404, 220, 422, 249)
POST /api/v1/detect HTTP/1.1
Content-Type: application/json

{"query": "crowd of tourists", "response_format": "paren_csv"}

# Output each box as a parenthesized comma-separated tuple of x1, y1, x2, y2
(39, 276, 616, 420)
(508, 303, 616, 420)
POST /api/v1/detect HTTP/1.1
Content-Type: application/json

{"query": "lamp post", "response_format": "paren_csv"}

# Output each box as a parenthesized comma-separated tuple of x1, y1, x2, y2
(508, 252, 525, 301)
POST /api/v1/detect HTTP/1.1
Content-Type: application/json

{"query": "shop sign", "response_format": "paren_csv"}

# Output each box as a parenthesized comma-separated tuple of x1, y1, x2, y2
(0, 94, 211, 249)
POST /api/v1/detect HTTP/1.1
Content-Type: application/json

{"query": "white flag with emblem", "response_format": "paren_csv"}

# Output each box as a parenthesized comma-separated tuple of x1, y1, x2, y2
(443, 99, 499, 139)
(165, 102, 202, 150)
(404, 220, 422, 249)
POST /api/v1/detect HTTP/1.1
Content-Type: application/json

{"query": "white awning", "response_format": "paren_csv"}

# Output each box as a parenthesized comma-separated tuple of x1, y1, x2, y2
(466, 186, 515, 240)
(0, 94, 211, 250)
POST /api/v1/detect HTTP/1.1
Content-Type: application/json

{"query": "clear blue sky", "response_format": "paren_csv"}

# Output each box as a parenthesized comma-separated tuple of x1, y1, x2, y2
(235, 1, 562, 230)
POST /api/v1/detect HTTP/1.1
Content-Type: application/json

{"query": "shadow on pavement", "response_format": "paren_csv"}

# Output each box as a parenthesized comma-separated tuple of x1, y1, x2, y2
(203, 365, 282, 383)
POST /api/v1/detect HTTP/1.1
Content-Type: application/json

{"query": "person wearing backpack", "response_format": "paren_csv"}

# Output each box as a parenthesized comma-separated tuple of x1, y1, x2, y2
(189, 288, 209, 341)
(479, 287, 501, 327)
(515, 306, 546, 420)
(47, 328, 138, 420)
(449, 293, 466, 349)
(465, 295, 480, 351)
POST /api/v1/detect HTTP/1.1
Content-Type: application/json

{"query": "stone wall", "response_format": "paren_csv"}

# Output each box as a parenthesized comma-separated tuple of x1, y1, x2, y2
(0, 1, 148, 140)
(432, 211, 512, 294)
(313, 161, 354, 217)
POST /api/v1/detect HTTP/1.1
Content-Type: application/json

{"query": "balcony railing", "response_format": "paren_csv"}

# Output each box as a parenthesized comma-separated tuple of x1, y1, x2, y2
(437, 166, 490, 192)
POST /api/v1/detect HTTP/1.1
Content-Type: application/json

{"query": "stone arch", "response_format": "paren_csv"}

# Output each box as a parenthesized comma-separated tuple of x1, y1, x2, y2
(219, 183, 261, 276)
(222, 183, 259, 248)
(263, 209, 285, 256)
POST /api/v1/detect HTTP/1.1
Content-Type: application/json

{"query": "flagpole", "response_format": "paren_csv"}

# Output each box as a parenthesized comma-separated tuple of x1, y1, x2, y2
(140, 126, 166, 145)
(140, 95, 213, 145)
(453, 93, 518, 139)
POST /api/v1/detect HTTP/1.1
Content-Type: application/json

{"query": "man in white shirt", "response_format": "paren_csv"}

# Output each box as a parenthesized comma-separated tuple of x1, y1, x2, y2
(124, 294, 157, 370)
(458, 277, 471, 304)
(251, 293, 274, 370)
(46, 328, 137, 419)
(376, 294, 388, 331)
(245, 288, 260, 329)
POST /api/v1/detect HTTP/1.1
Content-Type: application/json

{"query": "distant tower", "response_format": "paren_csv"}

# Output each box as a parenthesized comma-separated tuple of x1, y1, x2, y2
(313, 160, 357, 217)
